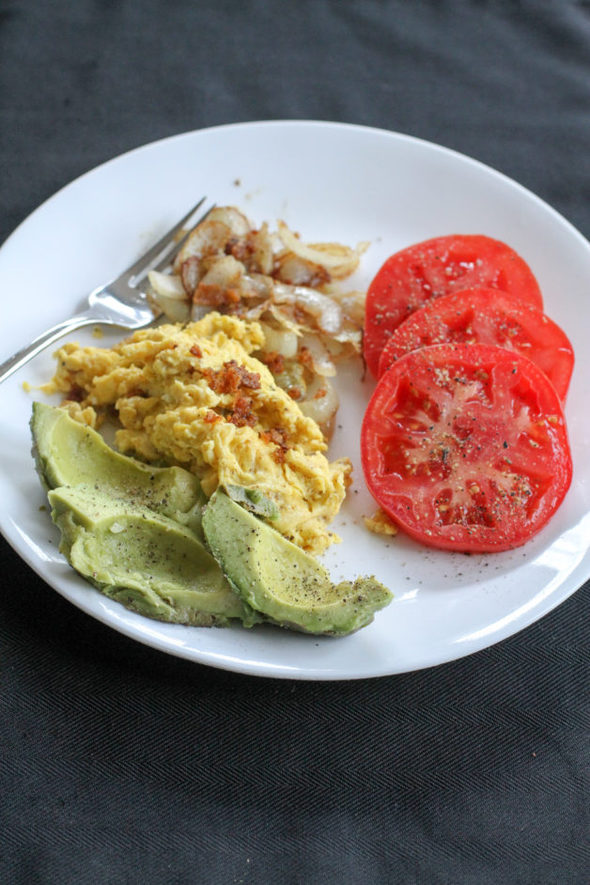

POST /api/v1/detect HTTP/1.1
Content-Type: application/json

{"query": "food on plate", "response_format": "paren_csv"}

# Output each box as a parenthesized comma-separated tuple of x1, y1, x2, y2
(363, 234, 544, 376)
(32, 401, 206, 535)
(31, 206, 576, 639)
(147, 205, 368, 434)
(49, 484, 257, 627)
(202, 489, 392, 635)
(33, 208, 397, 637)
(33, 403, 252, 626)
(33, 404, 391, 634)
(44, 312, 352, 555)
(377, 287, 574, 401)
(361, 343, 572, 553)
(363, 508, 398, 536)
(361, 231, 574, 552)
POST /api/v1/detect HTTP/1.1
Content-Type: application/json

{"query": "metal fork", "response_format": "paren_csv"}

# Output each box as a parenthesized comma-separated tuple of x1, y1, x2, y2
(0, 197, 214, 384)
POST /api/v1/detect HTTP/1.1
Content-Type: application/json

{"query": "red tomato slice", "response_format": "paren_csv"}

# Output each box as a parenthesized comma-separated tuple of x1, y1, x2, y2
(363, 235, 544, 376)
(377, 287, 574, 401)
(361, 343, 572, 552)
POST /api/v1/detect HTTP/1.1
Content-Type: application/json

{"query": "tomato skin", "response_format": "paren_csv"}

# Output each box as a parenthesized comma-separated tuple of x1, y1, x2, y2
(361, 343, 572, 553)
(363, 235, 544, 376)
(377, 287, 574, 401)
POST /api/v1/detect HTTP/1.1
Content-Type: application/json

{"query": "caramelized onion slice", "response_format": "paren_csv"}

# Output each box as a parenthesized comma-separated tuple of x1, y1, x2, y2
(148, 270, 187, 299)
(259, 322, 299, 359)
(207, 206, 251, 236)
(173, 220, 233, 271)
(298, 333, 337, 377)
(197, 255, 244, 290)
(147, 270, 191, 322)
(277, 220, 366, 277)
(273, 283, 343, 335)
(275, 252, 330, 287)
(299, 376, 339, 430)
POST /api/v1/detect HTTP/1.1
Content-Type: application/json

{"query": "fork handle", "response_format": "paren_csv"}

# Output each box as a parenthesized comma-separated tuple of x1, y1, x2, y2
(0, 314, 106, 384)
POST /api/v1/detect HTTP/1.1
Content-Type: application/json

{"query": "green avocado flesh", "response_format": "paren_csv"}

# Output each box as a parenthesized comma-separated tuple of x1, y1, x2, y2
(32, 403, 257, 627)
(203, 490, 393, 636)
(49, 486, 257, 626)
(31, 401, 205, 536)
(32, 403, 393, 635)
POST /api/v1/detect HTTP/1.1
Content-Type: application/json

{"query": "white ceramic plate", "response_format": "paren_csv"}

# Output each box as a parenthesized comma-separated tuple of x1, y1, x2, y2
(1, 121, 589, 680)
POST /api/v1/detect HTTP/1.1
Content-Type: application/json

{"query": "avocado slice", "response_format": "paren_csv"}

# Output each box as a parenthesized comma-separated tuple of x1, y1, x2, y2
(202, 490, 393, 636)
(31, 402, 205, 535)
(49, 484, 259, 627)
(223, 484, 280, 520)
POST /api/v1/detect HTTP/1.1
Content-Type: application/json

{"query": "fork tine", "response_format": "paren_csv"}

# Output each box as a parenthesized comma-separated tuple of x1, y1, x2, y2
(122, 197, 211, 283)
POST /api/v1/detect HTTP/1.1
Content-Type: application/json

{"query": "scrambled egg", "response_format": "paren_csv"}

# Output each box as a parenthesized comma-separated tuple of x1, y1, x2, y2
(363, 508, 398, 537)
(46, 313, 352, 554)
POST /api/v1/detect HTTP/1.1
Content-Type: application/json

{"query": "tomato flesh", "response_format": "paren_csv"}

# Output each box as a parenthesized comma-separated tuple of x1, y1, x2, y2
(361, 343, 572, 552)
(363, 235, 544, 376)
(377, 287, 574, 401)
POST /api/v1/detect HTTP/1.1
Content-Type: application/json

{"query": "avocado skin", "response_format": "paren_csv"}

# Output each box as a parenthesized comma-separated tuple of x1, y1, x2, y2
(49, 485, 260, 627)
(31, 402, 205, 536)
(202, 490, 393, 636)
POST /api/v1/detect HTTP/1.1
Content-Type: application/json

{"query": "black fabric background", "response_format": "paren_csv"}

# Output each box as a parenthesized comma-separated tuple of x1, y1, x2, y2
(1, 2, 589, 883)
